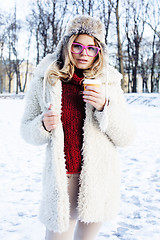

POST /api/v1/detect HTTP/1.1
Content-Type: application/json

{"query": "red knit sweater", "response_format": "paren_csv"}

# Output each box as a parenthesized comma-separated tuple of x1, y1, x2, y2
(61, 73, 85, 174)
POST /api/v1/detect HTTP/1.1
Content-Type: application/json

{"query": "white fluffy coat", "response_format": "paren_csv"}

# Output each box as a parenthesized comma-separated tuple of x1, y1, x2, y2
(21, 53, 135, 233)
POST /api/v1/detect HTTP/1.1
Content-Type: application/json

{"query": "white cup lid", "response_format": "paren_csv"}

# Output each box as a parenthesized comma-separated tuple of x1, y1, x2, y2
(83, 79, 101, 84)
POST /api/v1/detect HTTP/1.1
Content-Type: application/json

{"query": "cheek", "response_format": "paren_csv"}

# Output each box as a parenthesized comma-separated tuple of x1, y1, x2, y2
(71, 53, 78, 66)
(71, 53, 76, 61)
(88, 57, 96, 67)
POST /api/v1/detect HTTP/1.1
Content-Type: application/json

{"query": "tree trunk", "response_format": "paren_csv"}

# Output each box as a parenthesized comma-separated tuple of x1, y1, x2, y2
(0, 42, 4, 93)
(22, 60, 29, 92)
(22, 31, 32, 92)
(81, 0, 85, 14)
(115, 0, 125, 91)
(16, 70, 19, 94)
(51, 0, 56, 51)
(151, 32, 156, 92)
(36, 27, 40, 65)
(102, 0, 112, 44)
(132, 46, 139, 93)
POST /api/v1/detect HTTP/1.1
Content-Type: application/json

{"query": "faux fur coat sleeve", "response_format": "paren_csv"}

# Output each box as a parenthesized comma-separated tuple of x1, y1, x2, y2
(93, 72, 135, 147)
(21, 77, 51, 146)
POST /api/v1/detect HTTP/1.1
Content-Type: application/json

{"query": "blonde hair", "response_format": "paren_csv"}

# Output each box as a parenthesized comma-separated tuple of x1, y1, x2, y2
(45, 34, 104, 85)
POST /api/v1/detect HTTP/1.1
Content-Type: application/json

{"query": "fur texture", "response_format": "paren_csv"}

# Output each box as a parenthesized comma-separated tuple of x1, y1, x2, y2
(66, 15, 106, 44)
(21, 15, 135, 233)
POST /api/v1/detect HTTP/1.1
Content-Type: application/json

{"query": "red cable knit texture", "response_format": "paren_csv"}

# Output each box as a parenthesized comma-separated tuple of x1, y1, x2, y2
(61, 72, 85, 174)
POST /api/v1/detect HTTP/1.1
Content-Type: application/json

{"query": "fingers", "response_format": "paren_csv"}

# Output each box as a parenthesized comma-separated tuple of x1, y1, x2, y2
(43, 108, 59, 132)
(82, 87, 106, 111)
(43, 110, 58, 118)
(82, 87, 101, 103)
(83, 91, 99, 101)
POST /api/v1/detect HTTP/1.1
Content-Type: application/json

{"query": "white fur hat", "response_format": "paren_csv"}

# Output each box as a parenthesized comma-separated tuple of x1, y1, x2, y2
(55, 15, 107, 59)
(65, 15, 106, 45)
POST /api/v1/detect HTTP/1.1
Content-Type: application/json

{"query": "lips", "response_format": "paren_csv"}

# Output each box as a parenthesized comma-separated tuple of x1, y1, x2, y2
(77, 59, 88, 63)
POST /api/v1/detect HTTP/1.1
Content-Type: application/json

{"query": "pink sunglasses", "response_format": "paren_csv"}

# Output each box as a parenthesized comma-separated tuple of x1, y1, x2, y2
(71, 43, 101, 57)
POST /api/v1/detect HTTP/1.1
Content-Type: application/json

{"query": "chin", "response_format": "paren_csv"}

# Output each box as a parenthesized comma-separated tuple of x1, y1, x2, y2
(76, 64, 90, 70)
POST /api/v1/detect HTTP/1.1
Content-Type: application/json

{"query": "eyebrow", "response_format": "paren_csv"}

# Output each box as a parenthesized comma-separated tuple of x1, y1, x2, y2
(74, 41, 95, 46)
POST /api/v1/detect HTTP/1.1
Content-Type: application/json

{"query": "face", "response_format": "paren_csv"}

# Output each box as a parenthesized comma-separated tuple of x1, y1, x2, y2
(71, 34, 97, 70)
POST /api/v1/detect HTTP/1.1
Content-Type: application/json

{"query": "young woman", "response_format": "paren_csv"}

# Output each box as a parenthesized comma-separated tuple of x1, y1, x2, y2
(21, 15, 135, 240)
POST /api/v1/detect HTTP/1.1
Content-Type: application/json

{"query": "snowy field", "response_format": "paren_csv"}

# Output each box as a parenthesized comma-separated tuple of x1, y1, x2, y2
(0, 93, 160, 240)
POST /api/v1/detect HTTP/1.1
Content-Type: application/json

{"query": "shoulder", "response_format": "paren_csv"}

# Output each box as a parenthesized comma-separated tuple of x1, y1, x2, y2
(34, 53, 56, 79)
(27, 53, 56, 95)
(107, 65, 122, 85)
(100, 63, 122, 85)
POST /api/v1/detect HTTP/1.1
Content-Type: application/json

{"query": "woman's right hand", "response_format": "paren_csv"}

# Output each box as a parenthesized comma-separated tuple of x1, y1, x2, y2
(42, 105, 59, 132)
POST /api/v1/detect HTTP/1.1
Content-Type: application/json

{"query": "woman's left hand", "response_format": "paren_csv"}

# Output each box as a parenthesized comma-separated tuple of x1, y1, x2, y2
(82, 86, 106, 111)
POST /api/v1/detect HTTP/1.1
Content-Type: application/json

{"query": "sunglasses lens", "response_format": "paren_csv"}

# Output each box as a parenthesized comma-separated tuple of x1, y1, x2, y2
(71, 43, 100, 57)
(87, 46, 98, 57)
(71, 43, 83, 54)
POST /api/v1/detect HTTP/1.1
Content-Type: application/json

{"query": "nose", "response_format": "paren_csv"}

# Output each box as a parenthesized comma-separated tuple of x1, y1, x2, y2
(80, 48, 87, 56)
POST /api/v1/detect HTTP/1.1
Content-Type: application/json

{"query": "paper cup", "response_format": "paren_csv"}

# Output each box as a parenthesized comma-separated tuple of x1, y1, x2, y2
(83, 79, 101, 90)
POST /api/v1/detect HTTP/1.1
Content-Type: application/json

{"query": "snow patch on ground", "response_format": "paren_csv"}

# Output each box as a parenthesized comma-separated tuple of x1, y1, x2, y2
(125, 93, 160, 108)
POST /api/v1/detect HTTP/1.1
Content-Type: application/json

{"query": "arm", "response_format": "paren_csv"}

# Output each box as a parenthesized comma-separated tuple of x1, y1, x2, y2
(21, 78, 51, 146)
(93, 82, 135, 147)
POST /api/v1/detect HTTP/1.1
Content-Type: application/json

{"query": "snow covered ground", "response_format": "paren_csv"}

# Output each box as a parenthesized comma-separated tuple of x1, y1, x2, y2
(0, 93, 160, 240)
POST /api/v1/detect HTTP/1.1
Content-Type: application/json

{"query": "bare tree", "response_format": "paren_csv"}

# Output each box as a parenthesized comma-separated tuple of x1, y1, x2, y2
(139, 39, 151, 93)
(22, 30, 33, 92)
(95, 0, 112, 44)
(144, 0, 160, 41)
(11, 5, 23, 94)
(1, 6, 22, 93)
(27, 1, 48, 64)
(3, 17, 15, 93)
(103, 0, 112, 44)
(71, 0, 94, 15)
(0, 41, 4, 93)
(0, 12, 5, 93)
(147, 0, 160, 92)
(27, 0, 69, 65)
(124, 0, 149, 92)
(108, 0, 125, 90)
